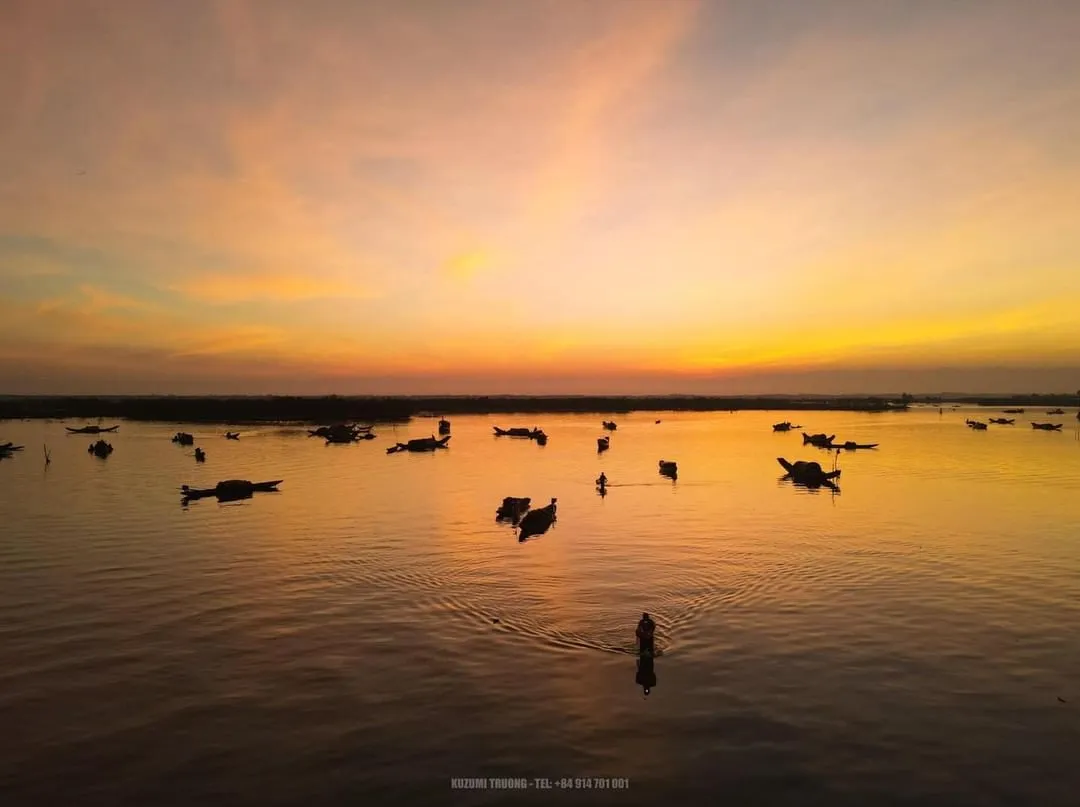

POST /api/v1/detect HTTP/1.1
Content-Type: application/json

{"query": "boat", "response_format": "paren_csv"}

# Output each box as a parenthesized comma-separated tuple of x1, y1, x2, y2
(602, 421, 617, 431)
(1047, 408, 1065, 415)
(493, 426, 547, 440)
(830, 441, 878, 450)
(1003, 408, 1025, 414)
(988, 418, 1015, 425)
(308, 424, 372, 439)
(181, 479, 282, 503)
(772, 421, 801, 432)
(0, 442, 25, 459)
(172, 432, 195, 446)
(88, 440, 113, 458)
(801, 432, 836, 447)
(597, 436, 610, 451)
(327, 431, 376, 444)
(777, 457, 841, 486)
(66, 425, 119, 434)
(968, 421, 988, 430)
(438, 418, 451, 435)
(518, 498, 557, 541)
(194, 448, 206, 462)
(224, 432, 240, 440)
(658, 460, 678, 479)
(1032, 422, 1063, 431)
(495, 496, 531, 523)
(386, 435, 451, 454)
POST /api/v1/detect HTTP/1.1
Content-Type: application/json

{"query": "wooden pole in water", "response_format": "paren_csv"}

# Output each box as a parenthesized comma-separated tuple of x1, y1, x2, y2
(44, 444, 51, 465)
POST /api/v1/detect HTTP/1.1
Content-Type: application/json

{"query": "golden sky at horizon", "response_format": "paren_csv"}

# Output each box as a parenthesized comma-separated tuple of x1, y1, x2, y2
(1, 0, 1079, 394)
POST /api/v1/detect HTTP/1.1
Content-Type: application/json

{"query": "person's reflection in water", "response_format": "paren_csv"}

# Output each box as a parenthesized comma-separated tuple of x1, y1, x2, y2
(635, 654, 657, 696)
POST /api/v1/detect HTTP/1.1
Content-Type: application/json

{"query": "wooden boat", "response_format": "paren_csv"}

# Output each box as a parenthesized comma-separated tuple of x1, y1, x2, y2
(801, 432, 836, 447)
(988, 418, 1015, 425)
(66, 425, 119, 434)
(518, 498, 557, 541)
(224, 432, 240, 440)
(777, 457, 841, 486)
(194, 448, 206, 462)
(1047, 408, 1065, 415)
(496, 496, 531, 523)
(602, 421, 617, 431)
(0, 442, 24, 459)
(1031, 422, 1063, 431)
(172, 432, 194, 446)
(181, 479, 282, 502)
(597, 436, 610, 451)
(88, 440, 113, 457)
(658, 460, 678, 478)
(968, 421, 988, 430)
(830, 441, 878, 450)
(438, 419, 451, 435)
(326, 431, 376, 444)
(1003, 408, 1025, 414)
(772, 421, 801, 432)
(386, 435, 451, 454)
(308, 424, 372, 438)
(493, 426, 546, 439)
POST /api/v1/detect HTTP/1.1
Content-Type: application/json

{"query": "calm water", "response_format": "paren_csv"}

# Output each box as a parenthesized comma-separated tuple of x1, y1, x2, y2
(1, 409, 1079, 805)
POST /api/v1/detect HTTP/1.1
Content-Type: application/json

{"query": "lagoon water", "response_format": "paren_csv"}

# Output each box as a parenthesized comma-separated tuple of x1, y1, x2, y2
(1, 409, 1079, 805)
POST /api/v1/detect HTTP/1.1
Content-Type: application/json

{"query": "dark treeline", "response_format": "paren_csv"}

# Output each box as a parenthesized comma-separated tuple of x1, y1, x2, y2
(0, 394, 1075, 424)
(3, 394, 906, 423)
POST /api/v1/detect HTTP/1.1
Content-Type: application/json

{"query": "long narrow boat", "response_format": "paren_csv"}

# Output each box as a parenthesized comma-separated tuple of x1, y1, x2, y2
(1002, 408, 1025, 414)
(1047, 408, 1065, 415)
(801, 432, 836, 447)
(772, 421, 801, 432)
(66, 425, 119, 434)
(493, 426, 545, 438)
(1031, 422, 1063, 431)
(968, 421, 988, 430)
(181, 479, 282, 502)
(988, 418, 1015, 425)
(828, 441, 879, 450)
(386, 435, 451, 454)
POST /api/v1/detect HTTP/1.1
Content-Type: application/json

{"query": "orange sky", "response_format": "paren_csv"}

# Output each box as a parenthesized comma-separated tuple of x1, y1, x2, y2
(1, 0, 1079, 394)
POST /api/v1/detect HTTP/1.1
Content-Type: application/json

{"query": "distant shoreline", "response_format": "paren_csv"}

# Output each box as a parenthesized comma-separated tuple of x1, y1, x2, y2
(0, 394, 1076, 424)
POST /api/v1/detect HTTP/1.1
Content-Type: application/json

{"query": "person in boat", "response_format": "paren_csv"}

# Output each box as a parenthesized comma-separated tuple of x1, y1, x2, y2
(635, 654, 657, 697)
(636, 612, 656, 656)
(597, 472, 607, 487)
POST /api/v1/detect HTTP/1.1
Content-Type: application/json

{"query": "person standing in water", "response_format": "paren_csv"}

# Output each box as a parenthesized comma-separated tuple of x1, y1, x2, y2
(636, 612, 656, 656)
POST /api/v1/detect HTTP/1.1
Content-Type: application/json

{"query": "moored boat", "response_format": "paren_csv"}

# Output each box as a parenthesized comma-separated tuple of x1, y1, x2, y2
(172, 432, 195, 446)
(181, 479, 282, 502)
(194, 448, 206, 462)
(438, 418, 451, 435)
(988, 418, 1015, 425)
(224, 431, 240, 440)
(1047, 408, 1065, 415)
(658, 460, 678, 478)
(1003, 408, 1025, 414)
(772, 421, 801, 432)
(386, 435, 451, 454)
(801, 432, 836, 447)
(602, 421, 617, 431)
(777, 457, 841, 486)
(496, 496, 531, 523)
(1032, 422, 1063, 431)
(518, 498, 557, 541)
(88, 440, 114, 457)
(66, 425, 119, 434)
(597, 436, 610, 451)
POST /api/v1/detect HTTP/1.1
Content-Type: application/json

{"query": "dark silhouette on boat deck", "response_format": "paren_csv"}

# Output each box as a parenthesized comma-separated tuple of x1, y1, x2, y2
(518, 498, 557, 542)
(772, 421, 801, 432)
(496, 496, 531, 524)
(0, 442, 25, 459)
(801, 432, 836, 447)
(438, 418, 451, 435)
(988, 418, 1015, 425)
(596, 472, 608, 496)
(181, 479, 282, 504)
(224, 431, 240, 440)
(386, 435, 451, 454)
(597, 436, 610, 452)
(602, 420, 617, 431)
(88, 440, 113, 458)
(194, 447, 206, 462)
(66, 425, 119, 434)
(172, 432, 194, 446)
(1032, 422, 1063, 431)
(658, 460, 678, 480)
(635, 613, 658, 696)
(777, 457, 840, 490)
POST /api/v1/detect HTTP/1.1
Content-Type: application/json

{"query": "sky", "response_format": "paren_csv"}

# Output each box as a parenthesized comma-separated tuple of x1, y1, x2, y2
(1, 0, 1079, 395)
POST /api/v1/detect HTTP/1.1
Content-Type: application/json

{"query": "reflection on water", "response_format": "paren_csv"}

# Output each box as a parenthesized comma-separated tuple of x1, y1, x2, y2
(1, 409, 1079, 804)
